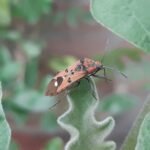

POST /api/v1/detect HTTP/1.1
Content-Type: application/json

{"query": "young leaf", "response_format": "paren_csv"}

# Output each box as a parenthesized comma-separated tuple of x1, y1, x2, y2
(121, 95, 150, 150)
(58, 78, 116, 150)
(90, 0, 150, 52)
(135, 112, 150, 150)
(0, 82, 11, 150)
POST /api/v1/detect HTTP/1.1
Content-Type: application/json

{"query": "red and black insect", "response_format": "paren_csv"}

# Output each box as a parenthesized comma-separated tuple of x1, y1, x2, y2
(45, 58, 126, 96)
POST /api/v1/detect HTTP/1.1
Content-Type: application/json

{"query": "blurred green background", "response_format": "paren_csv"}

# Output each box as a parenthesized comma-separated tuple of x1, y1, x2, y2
(0, 0, 149, 150)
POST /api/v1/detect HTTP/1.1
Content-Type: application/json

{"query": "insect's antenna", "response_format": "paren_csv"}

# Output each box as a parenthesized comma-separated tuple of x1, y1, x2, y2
(103, 66, 127, 78)
(101, 38, 110, 64)
(101, 53, 106, 64)
(100, 38, 110, 81)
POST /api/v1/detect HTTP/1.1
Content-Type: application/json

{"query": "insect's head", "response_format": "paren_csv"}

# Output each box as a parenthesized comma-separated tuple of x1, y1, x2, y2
(95, 61, 104, 71)
(94, 60, 102, 68)
(95, 60, 127, 78)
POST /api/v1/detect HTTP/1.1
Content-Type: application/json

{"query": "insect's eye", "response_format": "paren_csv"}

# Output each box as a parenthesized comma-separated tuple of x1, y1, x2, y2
(56, 76, 63, 86)
(97, 64, 103, 69)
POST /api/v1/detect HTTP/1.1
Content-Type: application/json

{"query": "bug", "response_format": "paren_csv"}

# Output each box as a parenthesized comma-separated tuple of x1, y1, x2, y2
(45, 58, 127, 96)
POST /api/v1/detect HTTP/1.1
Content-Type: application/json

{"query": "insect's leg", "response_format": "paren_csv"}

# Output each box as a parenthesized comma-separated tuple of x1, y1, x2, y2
(85, 75, 98, 100)
(73, 81, 80, 88)
(104, 67, 106, 77)
(103, 68, 108, 82)
(85, 77, 90, 83)
(90, 81, 99, 101)
(49, 99, 61, 110)
(89, 77, 103, 101)
(92, 74, 112, 81)
(67, 81, 81, 92)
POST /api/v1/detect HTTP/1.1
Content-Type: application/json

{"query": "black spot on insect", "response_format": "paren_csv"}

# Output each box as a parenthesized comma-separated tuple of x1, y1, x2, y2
(56, 76, 63, 86)
(68, 77, 72, 83)
(75, 64, 87, 72)
(75, 65, 82, 71)
(65, 69, 68, 73)
(70, 70, 74, 75)
(64, 74, 67, 77)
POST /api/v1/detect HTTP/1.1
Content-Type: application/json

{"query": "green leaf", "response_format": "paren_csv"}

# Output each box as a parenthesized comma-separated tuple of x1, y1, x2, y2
(9, 140, 20, 150)
(12, 0, 53, 24)
(13, 89, 56, 112)
(0, 0, 11, 26)
(9, 108, 28, 125)
(91, 0, 150, 52)
(99, 94, 137, 115)
(0, 82, 11, 150)
(44, 137, 64, 150)
(121, 95, 150, 150)
(49, 56, 76, 72)
(58, 78, 116, 150)
(0, 62, 21, 82)
(66, 8, 81, 27)
(0, 30, 21, 41)
(52, 12, 65, 25)
(21, 41, 42, 59)
(0, 46, 11, 65)
(125, 60, 150, 81)
(135, 112, 150, 150)
(24, 59, 38, 88)
(40, 112, 59, 132)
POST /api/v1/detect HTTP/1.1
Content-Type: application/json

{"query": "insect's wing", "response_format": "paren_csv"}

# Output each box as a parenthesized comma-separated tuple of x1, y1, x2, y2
(56, 71, 86, 93)
(45, 59, 88, 96)
(45, 79, 57, 96)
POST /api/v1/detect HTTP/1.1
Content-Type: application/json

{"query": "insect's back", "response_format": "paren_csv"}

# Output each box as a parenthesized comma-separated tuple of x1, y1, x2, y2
(82, 58, 102, 74)
(45, 59, 86, 96)
(45, 58, 102, 96)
